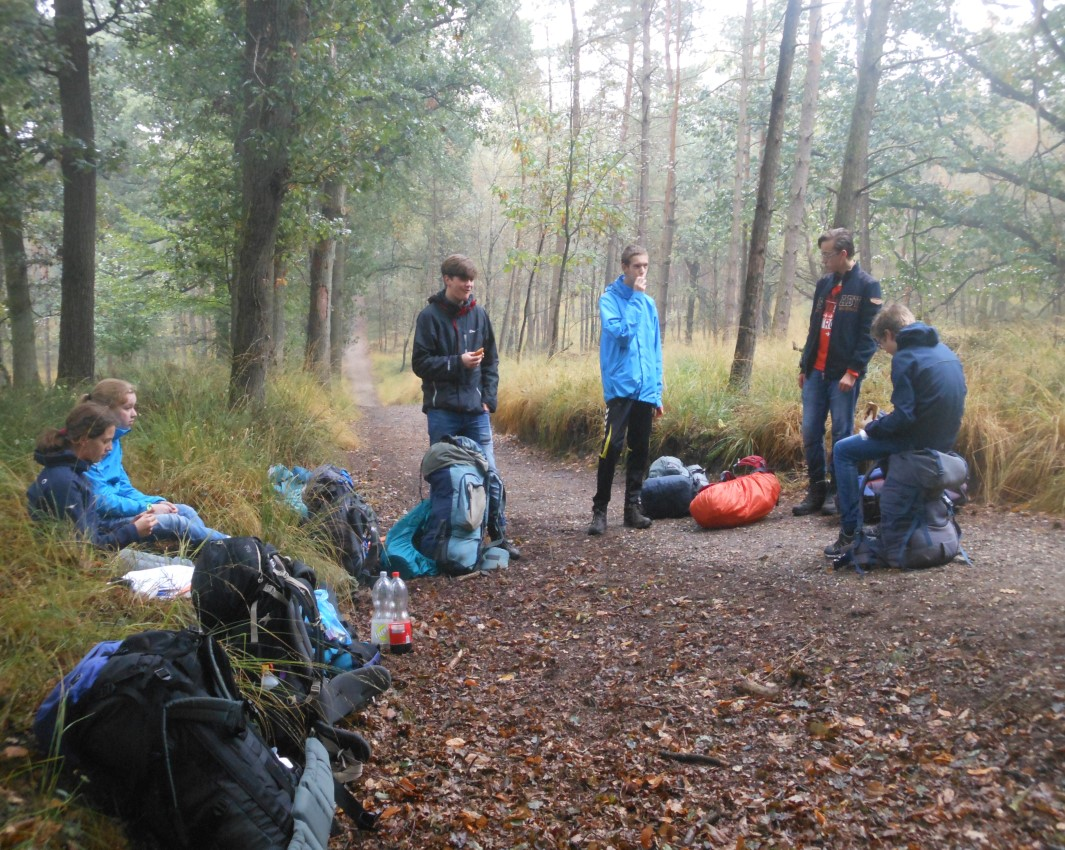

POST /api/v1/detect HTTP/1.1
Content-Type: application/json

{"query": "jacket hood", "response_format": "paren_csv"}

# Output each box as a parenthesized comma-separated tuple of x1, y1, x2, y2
(34, 447, 91, 472)
(896, 322, 939, 350)
(429, 290, 477, 317)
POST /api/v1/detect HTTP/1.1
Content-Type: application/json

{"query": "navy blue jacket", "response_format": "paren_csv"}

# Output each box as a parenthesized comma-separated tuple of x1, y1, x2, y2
(27, 449, 141, 549)
(413, 291, 500, 414)
(799, 263, 882, 380)
(865, 323, 967, 452)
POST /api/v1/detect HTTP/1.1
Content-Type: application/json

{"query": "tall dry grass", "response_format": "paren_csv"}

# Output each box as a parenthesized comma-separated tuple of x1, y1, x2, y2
(487, 325, 1063, 510)
(0, 365, 363, 848)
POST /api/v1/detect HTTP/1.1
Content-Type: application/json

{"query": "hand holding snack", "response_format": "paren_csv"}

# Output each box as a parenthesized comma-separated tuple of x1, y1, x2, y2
(461, 348, 485, 369)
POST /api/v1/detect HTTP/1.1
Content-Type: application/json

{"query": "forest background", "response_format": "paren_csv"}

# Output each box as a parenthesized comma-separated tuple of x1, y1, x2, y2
(1, 0, 1064, 508)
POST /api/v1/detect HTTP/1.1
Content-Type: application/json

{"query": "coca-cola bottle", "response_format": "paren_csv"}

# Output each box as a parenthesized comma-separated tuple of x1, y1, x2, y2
(388, 571, 412, 654)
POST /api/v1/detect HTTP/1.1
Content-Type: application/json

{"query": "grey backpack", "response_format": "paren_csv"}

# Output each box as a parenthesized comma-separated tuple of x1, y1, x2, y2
(837, 450, 970, 573)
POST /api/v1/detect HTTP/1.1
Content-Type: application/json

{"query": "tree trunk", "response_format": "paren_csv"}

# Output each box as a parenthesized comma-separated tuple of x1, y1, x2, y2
(230, 0, 309, 407)
(305, 180, 344, 380)
(723, 0, 755, 333)
(772, 0, 822, 336)
(730, 0, 801, 391)
(330, 233, 347, 373)
(636, 0, 652, 242)
(832, 0, 893, 233)
(548, 0, 582, 357)
(604, 0, 634, 293)
(271, 256, 287, 366)
(54, 0, 96, 385)
(656, 0, 683, 340)
(0, 107, 40, 387)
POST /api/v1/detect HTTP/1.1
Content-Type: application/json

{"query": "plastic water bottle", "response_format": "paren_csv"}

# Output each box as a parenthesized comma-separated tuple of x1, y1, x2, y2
(388, 571, 412, 654)
(370, 571, 392, 647)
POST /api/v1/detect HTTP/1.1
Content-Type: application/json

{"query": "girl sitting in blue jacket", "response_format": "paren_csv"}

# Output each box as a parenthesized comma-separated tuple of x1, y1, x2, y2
(28, 402, 158, 548)
(82, 379, 227, 547)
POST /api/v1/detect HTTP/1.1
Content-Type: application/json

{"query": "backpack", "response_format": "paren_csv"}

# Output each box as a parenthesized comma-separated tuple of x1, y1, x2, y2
(381, 500, 438, 579)
(861, 452, 969, 526)
(419, 436, 492, 576)
(34, 628, 335, 850)
(302, 465, 387, 586)
(641, 456, 712, 518)
(837, 450, 971, 573)
(191, 537, 391, 744)
(690, 455, 781, 529)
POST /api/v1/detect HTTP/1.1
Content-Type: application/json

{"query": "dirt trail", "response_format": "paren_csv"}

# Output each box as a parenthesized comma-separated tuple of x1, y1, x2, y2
(338, 347, 1065, 849)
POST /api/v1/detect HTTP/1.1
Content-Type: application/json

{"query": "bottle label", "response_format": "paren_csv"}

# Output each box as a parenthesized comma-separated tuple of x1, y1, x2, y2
(389, 621, 413, 654)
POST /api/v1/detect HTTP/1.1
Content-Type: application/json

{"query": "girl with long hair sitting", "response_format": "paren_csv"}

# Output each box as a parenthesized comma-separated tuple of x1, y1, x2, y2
(81, 378, 228, 546)
(28, 402, 158, 548)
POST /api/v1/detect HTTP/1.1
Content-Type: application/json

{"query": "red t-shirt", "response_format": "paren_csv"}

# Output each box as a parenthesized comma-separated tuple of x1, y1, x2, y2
(813, 282, 842, 373)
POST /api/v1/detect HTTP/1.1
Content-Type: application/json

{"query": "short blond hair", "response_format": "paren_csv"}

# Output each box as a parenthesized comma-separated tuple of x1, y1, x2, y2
(871, 304, 915, 340)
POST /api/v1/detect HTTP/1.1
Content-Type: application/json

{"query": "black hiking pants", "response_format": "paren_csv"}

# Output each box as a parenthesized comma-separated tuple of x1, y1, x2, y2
(592, 398, 655, 511)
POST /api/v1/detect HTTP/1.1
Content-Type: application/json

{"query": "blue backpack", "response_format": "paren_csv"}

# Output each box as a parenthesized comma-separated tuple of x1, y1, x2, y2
(418, 436, 491, 576)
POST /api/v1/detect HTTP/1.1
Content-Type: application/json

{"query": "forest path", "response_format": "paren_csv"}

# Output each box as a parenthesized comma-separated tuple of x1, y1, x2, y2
(335, 339, 1065, 849)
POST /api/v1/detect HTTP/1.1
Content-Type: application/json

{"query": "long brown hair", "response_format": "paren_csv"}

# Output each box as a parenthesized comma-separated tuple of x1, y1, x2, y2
(82, 378, 135, 410)
(36, 402, 118, 454)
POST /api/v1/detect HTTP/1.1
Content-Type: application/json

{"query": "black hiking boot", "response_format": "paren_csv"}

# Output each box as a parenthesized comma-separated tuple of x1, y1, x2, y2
(820, 489, 838, 516)
(823, 530, 856, 558)
(500, 540, 523, 560)
(623, 500, 652, 529)
(587, 508, 607, 536)
(792, 481, 827, 517)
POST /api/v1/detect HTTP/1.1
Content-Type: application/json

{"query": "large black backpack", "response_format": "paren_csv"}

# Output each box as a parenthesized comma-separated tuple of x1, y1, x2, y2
(191, 538, 391, 770)
(302, 464, 388, 585)
(35, 628, 335, 850)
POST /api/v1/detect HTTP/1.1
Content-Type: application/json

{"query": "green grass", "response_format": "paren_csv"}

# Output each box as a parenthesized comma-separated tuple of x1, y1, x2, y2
(0, 364, 364, 848)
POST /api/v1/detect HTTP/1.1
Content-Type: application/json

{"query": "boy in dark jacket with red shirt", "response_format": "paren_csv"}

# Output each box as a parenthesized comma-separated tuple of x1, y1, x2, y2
(795, 228, 882, 517)
(412, 254, 520, 560)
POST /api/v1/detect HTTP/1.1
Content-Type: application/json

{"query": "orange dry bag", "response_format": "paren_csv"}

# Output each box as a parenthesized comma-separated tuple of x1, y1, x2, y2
(690, 455, 781, 529)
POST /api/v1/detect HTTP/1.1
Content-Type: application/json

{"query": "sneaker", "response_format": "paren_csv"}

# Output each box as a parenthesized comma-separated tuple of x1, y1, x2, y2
(587, 509, 607, 536)
(823, 531, 855, 558)
(500, 540, 522, 560)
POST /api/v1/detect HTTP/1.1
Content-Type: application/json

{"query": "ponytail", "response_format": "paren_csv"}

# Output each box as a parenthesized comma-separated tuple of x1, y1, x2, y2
(36, 402, 118, 453)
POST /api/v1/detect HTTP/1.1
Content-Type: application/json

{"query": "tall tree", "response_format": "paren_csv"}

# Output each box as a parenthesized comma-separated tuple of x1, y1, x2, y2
(547, 0, 582, 357)
(772, 0, 822, 336)
(229, 0, 310, 406)
(730, 0, 801, 390)
(655, 0, 683, 338)
(636, 0, 652, 241)
(53, 0, 102, 384)
(832, 0, 893, 234)
(723, 0, 755, 332)
(0, 102, 40, 386)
